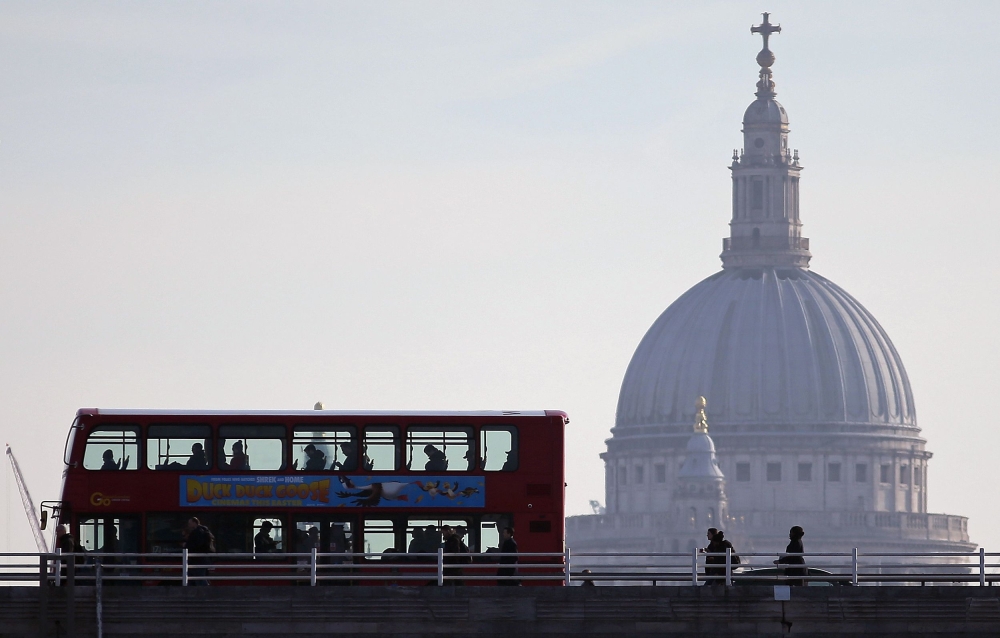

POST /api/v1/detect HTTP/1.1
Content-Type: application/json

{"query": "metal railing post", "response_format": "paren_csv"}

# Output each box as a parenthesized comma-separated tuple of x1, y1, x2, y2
(54, 548, 61, 587)
(725, 547, 732, 586)
(564, 547, 572, 586)
(437, 547, 444, 586)
(96, 559, 103, 638)
(66, 558, 75, 638)
(981, 547, 986, 587)
(182, 548, 189, 586)
(852, 548, 859, 586)
(39, 554, 49, 637)
(691, 547, 698, 586)
(310, 548, 317, 586)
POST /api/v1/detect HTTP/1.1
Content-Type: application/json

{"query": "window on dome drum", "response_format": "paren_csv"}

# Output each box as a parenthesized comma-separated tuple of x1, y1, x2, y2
(900, 465, 910, 484)
(797, 463, 812, 481)
(405, 426, 473, 472)
(828, 463, 841, 482)
(634, 465, 644, 484)
(751, 179, 764, 209)
(218, 425, 286, 471)
(479, 426, 517, 471)
(363, 426, 399, 471)
(855, 464, 868, 483)
(617, 467, 627, 485)
(146, 424, 212, 471)
(736, 463, 751, 482)
(880, 464, 892, 484)
(915, 467, 922, 486)
(655, 463, 666, 483)
(292, 426, 357, 472)
(766, 463, 781, 481)
(83, 425, 139, 471)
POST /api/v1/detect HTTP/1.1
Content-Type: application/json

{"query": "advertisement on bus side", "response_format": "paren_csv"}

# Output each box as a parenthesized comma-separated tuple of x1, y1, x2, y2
(181, 475, 485, 508)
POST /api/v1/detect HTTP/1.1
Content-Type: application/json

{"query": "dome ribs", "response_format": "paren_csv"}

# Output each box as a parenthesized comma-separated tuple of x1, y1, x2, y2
(761, 268, 788, 419)
(614, 268, 916, 434)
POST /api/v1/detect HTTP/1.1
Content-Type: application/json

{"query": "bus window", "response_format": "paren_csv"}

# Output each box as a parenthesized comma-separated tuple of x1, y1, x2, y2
(218, 425, 286, 471)
(292, 426, 357, 472)
(479, 515, 512, 553)
(252, 517, 283, 554)
(146, 512, 192, 553)
(362, 426, 399, 471)
(79, 516, 140, 554)
(146, 425, 212, 471)
(404, 520, 440, 556)
(83, 426, 139, 471)
(405, 427, 473, 472)
(362, 519, 397, 555)
(480, 426, 517, 471)
(293, 519, 354, 557)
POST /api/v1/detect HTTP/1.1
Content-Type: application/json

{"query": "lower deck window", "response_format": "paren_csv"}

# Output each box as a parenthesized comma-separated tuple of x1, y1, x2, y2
(78, 516, 140, 554)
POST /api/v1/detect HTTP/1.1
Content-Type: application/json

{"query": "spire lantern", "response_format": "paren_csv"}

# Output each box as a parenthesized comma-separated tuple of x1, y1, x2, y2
(720, 13, 811, 270)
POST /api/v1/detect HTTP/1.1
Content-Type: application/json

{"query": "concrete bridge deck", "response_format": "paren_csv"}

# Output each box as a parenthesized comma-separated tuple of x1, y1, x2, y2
(6, 585, 1000, 637)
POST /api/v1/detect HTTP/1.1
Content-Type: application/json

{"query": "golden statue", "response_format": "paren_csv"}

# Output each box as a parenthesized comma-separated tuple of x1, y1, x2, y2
(694, 396, 709, 433)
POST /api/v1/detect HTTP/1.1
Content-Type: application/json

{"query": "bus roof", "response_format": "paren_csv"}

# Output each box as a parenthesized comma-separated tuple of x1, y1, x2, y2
(77, 408, 563, 418)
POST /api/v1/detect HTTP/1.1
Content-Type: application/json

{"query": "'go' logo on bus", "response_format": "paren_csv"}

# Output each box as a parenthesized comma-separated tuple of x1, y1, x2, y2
(90, 492, 112, 507)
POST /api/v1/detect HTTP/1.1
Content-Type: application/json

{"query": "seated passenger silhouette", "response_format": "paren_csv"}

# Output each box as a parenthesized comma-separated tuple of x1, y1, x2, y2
(423, 445, 448, 472)
(500, 449, 518, 472)
(360, 444, 375, 472)
(228, 441, 249, 470)
(101, 449, 129, 471)
(334, 442, 358, 471)
(302, 444, 327, 471)
(254, 521, 278, 553)
(186, 443, 209, 470)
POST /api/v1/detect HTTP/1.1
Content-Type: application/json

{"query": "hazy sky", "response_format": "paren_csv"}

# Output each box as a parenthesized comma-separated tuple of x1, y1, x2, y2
(1, 1, 998, 555)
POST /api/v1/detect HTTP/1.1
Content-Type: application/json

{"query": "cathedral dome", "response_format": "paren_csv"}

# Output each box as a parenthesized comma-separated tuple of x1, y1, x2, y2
(743, 98, 788, 125)
(615, 267, 915, 432)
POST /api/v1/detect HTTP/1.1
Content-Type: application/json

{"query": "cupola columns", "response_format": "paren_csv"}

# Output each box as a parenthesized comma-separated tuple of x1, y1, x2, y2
(721, 13, 812, 270)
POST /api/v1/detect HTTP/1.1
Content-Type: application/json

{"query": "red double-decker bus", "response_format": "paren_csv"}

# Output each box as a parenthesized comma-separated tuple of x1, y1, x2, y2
(55, 408, 566, 584)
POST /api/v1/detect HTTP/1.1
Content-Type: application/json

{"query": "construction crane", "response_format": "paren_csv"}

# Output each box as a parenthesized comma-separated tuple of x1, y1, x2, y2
(5, 445, 48, 553)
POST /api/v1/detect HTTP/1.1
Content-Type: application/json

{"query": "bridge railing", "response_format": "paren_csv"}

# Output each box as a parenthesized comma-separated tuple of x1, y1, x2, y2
(0, 548, 995, 586)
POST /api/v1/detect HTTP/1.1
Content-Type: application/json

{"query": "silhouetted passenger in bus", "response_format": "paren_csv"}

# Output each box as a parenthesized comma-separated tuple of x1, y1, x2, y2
(335, 442, 358, 471)
(500, 449, 517, 472)
(360, 444, 375, 472)
(227, 441, 249, 470)
(408, 527, 425, 554)
(302, 444, 327, 471)
(254, 521, 278, 553)
(186, 443, 209, 470)
(424, 445, 448, 471)
(101, 449, 129, 471)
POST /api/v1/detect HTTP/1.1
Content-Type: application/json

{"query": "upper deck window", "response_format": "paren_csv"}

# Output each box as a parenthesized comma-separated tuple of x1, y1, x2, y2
(292, 426, 357, 472)
(146, 425, 212, 471)
(362, 426, 399, 471)
(218, 425, 286, 471)
(479, 426, 517, 471)
(405, 426, 473, 472)
(83, 426, 139, 471)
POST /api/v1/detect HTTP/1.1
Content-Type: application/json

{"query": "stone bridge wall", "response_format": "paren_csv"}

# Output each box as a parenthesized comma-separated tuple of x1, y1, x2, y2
(5, 584, 1000, 637)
